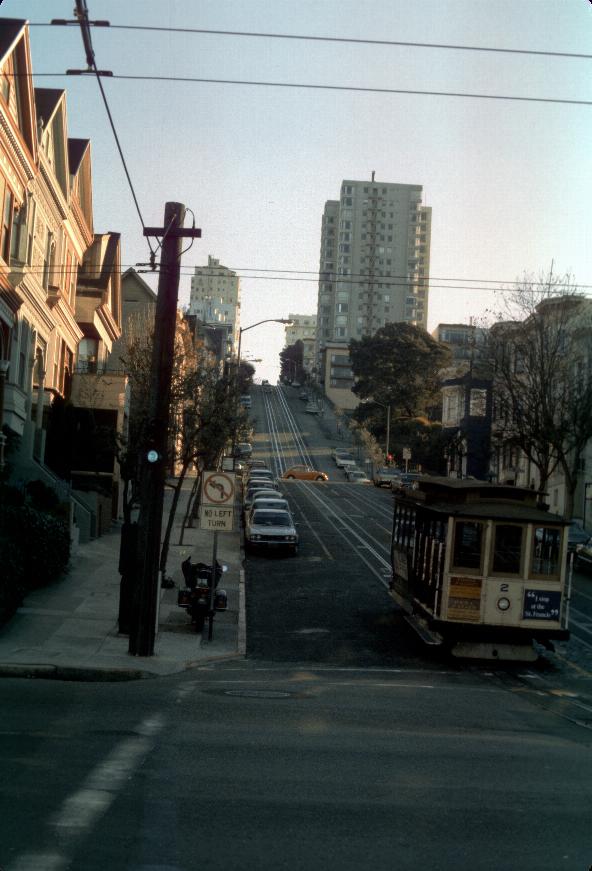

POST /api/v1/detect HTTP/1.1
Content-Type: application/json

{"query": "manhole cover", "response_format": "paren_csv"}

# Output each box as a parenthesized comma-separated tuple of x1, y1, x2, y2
(224, 689, 292, 699)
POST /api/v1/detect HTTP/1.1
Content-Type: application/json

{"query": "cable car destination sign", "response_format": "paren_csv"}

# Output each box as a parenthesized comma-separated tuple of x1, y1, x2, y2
(200, 471, 235, 531)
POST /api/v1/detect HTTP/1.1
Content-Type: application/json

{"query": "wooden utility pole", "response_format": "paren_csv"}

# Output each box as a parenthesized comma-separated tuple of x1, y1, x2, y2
(129, 202, 201, 656)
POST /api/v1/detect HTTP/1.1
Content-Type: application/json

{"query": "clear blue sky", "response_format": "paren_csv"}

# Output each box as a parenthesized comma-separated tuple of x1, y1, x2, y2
(10, 0, 592, 380)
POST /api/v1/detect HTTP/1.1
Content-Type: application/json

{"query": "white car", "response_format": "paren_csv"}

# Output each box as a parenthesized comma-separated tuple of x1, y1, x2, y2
(335, 454, 357, 470)
(245, 508, 299, 555)
(244, 485, 281, 511)
(345, 469, 372, 484)
(373, 467, 402, 487)
(248, 496, 290, 520)
(332, 448, 351, 462)
(246, 469, 276, 486)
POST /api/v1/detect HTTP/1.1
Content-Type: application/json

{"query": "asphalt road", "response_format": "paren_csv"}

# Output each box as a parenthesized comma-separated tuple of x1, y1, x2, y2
(2, 383, 592, 871)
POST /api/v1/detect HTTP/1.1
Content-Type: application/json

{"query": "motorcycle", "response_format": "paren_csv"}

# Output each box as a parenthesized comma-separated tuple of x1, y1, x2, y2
(178, 556, 228, 631)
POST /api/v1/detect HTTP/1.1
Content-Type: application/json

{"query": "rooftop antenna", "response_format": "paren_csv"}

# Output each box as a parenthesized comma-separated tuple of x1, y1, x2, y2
(371, 170, 375, 182)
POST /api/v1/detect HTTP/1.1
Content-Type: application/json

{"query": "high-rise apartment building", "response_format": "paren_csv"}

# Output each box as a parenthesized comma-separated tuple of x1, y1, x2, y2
(188, 255, 241, 354)
(315, 178, 431, 370)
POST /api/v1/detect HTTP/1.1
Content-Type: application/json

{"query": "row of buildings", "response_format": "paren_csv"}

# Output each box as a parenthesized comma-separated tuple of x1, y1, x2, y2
(0, 19, 128, 536)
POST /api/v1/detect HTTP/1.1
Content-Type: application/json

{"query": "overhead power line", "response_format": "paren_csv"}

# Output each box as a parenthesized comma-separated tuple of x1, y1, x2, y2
(26, 72, 591, 108)
(67, 0, 157, 261)
(33, 265, 592, 294)
(36, 21, 592, 61)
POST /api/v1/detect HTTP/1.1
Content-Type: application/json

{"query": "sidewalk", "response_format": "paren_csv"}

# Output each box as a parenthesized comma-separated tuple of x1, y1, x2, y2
(0, 477, 245, 681)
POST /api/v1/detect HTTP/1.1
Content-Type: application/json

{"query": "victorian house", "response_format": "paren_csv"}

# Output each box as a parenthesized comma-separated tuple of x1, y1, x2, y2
(0, 19, 124, 537)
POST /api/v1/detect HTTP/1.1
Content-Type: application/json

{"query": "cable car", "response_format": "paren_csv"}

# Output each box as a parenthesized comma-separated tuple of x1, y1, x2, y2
(390, 477, 571, 661)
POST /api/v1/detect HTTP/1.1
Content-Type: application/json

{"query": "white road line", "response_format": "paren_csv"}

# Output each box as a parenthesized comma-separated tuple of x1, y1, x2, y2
(8, 714, 166, 871)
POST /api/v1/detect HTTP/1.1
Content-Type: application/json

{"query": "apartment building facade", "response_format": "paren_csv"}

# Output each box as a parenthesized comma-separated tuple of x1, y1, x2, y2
(188, 255, 240, 357)
(315, 176, 431, 405)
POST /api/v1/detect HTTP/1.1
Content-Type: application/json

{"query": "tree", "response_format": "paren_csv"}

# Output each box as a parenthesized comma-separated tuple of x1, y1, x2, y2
(353, 402, 447, 473)
(237, 360, 255, 395)
(279, 341, 304, 382)
(488, 269, 592, 517)
(117, 310, 244, 580)
(349, 322, 451, 417)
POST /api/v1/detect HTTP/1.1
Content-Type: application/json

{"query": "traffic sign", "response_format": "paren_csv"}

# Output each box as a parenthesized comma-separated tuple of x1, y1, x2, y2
(202, 471, 235, 506)
(200, 505, 234, 531)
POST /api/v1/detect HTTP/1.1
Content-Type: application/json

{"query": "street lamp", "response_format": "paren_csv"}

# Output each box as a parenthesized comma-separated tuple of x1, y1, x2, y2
(236, 318, 292, 372)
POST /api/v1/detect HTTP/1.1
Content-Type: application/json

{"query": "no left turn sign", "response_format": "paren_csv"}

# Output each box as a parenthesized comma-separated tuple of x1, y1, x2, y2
(202, 471, 235, 506)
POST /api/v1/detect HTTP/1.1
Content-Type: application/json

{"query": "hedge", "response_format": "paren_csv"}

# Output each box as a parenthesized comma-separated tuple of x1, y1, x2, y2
(0, 504, 70, 626)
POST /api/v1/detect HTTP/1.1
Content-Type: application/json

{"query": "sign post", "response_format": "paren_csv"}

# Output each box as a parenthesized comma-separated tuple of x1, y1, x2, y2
(200, 471, 235, 640)
(402, 447, 412, 473)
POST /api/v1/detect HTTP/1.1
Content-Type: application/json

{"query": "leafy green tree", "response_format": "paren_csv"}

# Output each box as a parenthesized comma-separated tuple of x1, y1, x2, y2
(279, 340, 304, 382)
(349, 322, 450, 417)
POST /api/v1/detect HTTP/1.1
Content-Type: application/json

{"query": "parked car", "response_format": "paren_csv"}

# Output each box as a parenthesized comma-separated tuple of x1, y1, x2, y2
(298, 390, 309, 401)
(392, 472, 422, 492)
(282, 465, 328, 481)
(247, 459, 268, 470)
(576, 537, 592, 571)
(246, 469, 275, 484)
(568, 520, 591, 553)
(245, 509, 299, 555)
(332, 448, 351, 462)
(345, 468, 372, 484)
(236, 442, 252, 458)
(248, 496, 290, 518)
(244, 486, 282, 512)
(335, 454, 357, 470)
(373, 467, 402, 487)
(305, 401, 321, 414)
(291, 381, 302, 388)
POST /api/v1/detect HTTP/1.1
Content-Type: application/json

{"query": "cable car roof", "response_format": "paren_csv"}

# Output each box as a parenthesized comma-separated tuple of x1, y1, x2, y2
(395, 476, 567, 525)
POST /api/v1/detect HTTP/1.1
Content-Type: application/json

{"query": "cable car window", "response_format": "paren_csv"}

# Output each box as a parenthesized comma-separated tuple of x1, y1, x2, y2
(452, 521, 483, 571)
(492, 524, 523, 575)
(532, 527, 561, 577)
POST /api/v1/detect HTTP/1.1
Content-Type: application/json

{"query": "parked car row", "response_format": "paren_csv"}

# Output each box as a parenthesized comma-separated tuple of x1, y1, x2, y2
(243, 464, 299, 556)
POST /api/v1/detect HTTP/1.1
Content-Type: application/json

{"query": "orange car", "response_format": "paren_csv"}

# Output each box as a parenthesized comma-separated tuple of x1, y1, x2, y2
(282, 465, 328, 481)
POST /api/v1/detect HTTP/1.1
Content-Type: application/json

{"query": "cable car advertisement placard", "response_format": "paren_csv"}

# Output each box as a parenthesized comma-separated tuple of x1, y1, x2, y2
(522, 589, 561, 621)
(447, 576, 482, 622)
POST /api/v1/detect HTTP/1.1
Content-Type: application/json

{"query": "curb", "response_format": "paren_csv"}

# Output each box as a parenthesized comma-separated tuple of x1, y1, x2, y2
(0, 663, 153, 682)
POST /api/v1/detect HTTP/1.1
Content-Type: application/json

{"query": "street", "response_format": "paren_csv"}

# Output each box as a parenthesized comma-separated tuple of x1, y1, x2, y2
(2, 384, 592, 871)
(2, 660, 592, 871)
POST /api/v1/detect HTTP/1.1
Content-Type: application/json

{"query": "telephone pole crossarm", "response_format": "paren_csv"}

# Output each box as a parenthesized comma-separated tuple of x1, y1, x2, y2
(143, 228, 202, 238)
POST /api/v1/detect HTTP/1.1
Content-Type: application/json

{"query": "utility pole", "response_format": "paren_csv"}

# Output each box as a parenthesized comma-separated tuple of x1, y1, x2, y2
(129, 202, 201, 656)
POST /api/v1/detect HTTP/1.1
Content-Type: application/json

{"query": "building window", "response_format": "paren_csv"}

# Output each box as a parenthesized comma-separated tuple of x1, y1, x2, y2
(0, 177, 13, 263)
(0, 54, 13, 103)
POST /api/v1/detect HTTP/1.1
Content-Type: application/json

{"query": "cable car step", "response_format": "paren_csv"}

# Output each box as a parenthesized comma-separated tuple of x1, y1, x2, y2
(404, 615, 443, 646)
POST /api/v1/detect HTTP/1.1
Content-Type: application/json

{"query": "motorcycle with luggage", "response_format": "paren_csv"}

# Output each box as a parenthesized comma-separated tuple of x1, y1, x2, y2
(178, 556, 228, 631)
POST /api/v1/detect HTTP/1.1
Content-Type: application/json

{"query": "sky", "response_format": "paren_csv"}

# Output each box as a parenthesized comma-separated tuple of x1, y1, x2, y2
(9, 0, 592, 381)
